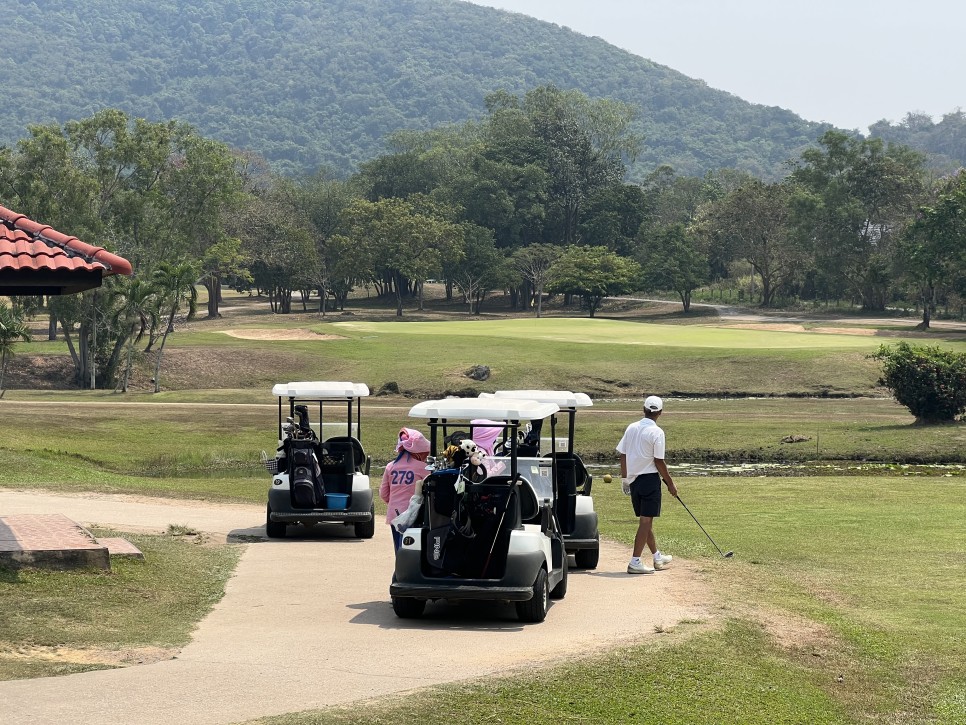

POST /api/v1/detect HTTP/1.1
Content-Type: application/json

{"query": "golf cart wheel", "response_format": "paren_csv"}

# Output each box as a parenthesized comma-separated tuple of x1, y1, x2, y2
(265, 505, 286, 539)
(391, 596, 425, 618)
(550, 553, 568, 600)
(354, 504, 376, 539)
(574, 541, 600, 570)
(515, 568, 549, 623)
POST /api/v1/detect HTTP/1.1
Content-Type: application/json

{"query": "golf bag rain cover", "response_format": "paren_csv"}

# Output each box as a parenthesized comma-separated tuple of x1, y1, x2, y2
(289, 444, 324, 508)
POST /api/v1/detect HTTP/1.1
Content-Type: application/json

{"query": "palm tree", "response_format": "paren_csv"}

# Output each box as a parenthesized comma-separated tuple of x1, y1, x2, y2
(0, 301, 32, 394)
(107, 276, 159, 393)
(151, 260, 200, 393)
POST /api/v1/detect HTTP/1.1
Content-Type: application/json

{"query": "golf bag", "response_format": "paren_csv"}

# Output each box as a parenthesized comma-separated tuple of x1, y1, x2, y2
(288, 442, 324, 508)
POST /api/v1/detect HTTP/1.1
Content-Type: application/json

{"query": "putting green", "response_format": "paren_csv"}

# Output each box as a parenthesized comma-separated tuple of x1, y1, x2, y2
(332, 318, 904, 350)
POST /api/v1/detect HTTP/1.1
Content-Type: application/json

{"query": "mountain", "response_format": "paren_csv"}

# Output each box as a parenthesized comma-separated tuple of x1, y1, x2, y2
(2, 0, 832, 179)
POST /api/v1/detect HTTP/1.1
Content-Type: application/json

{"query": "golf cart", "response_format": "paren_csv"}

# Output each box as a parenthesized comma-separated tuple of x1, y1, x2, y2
(480, 390, 600, 569)
(389, 397, 568, 623)
(264, 381, 375, 539)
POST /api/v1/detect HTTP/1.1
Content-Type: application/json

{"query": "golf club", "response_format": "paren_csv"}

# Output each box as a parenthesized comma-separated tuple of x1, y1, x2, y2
(674, 494, 734, 559)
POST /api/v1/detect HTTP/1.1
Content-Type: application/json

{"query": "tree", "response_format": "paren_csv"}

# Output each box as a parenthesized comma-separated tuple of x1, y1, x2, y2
(0, 301, 31, 393)
(702, 180, 806, 307)
(638, 224, 709, 312)
(900, 170, 966, 328)
(104, 275, 158, 393)
(513, 243, 562, 317)
(290, 170, 359, 314)
(871, 342, 966, 423)
(524, 86, 637, 246)
(547, 245, 640, 317)
(339, 197, 463, 317)
(150, 260, 199, 393)
(790, 131, 926, 310)
(447, 225, 511, 315)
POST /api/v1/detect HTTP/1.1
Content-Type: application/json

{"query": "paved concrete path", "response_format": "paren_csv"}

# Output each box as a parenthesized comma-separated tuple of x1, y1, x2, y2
(0, 489, 711, 725)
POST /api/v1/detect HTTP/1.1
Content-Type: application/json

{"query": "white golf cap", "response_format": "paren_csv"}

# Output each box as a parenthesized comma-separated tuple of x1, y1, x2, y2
(643, 395, 664, 412)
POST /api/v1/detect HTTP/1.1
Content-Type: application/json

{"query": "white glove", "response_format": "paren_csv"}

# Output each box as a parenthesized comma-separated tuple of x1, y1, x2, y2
(621, 477, 632, 495)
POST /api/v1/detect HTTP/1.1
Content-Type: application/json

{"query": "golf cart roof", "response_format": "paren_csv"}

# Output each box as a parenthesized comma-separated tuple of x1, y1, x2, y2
(271, 381, 370, 400)
(408, 397, 559, 421)
(480, 390, 593, 409)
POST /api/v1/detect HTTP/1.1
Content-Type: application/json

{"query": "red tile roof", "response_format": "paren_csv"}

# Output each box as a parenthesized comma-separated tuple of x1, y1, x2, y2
(0, 205, 132, 295)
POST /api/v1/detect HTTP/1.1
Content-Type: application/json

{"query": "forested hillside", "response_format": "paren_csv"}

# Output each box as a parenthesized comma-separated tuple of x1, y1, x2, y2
(868, 111, 966, 173)
(2, 0, 830, 179)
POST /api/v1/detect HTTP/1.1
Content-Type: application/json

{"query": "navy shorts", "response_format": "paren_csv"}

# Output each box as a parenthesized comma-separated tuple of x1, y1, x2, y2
(631, 472, 662, 517)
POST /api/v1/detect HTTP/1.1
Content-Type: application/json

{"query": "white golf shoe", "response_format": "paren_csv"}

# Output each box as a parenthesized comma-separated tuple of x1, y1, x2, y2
(627, 559, 655, 574)
(653, 554, 672, 570)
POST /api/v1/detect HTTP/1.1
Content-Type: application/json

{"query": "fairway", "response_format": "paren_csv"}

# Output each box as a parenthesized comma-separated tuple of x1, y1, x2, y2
(4, 299, 966, 724)
(331, 317, 904, 349)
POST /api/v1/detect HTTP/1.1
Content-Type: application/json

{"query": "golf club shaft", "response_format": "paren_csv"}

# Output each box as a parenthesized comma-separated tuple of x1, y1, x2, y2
(675, 494, 729, 558)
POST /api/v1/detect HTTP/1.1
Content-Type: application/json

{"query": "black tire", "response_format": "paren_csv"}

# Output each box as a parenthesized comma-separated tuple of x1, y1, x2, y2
(574, 539, 600, 569)
(550, 553, 568, 600)
(516, 568, 549, 623)
(355, 504, 376, 539)
(265, 504, 286, 539)
(391, 596, 426, 618)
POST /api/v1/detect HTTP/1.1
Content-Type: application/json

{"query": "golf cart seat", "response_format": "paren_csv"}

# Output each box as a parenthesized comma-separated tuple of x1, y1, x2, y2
(317, 441, 354, 496)
(543, 452, 590, 535)
(324, 435, 368, 474)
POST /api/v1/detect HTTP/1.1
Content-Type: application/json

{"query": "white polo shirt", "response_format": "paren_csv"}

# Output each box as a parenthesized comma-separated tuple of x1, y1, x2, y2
(616, 417, 665, 477)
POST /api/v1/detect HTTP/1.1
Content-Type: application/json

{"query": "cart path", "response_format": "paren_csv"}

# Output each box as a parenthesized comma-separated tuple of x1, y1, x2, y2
(0, 489, 714, 725)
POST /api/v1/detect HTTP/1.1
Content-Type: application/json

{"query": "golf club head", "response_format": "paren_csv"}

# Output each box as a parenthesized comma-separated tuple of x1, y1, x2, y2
(724, 551, 734, 558)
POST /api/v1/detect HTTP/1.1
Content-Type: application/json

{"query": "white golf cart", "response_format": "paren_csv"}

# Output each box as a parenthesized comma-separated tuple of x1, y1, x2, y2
(389, 397, 568, 623)
(480, 390, 600, 569)
(264, 381, 375, 539)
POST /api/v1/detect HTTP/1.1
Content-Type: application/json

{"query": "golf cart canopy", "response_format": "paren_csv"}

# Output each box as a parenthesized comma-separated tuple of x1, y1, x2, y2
(480, 390, 593, 410)
(272, 382, 370, 399)
(408, 397, 559, 421)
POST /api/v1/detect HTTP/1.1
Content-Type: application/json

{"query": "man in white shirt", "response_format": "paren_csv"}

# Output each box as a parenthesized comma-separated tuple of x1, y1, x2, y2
(616, 395, 678, 574)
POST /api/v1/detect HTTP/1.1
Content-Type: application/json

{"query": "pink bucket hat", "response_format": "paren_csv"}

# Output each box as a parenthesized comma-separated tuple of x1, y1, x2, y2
(470, 419, 504, 456)
(396, 427, 430, 454)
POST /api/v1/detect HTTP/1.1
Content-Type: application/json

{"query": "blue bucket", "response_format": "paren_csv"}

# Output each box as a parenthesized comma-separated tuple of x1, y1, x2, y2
(324, 493, 349, 510)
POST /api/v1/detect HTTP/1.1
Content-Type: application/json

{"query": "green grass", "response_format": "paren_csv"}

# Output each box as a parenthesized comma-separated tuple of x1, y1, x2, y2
(250, 622, 848, 725)
(245, 474, 966, 724)
(85, 317, 966, 397)
(0, 528, 241, 681)
(3, 397, 962, 509)
(4, 312, 966, 720)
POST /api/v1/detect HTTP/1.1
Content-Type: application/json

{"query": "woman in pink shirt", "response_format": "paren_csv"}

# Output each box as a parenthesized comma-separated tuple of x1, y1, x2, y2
(380, 427, 430, 551)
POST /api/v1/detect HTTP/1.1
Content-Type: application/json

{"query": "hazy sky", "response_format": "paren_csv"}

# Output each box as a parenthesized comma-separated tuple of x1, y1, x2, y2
(467, 0, 965, 132)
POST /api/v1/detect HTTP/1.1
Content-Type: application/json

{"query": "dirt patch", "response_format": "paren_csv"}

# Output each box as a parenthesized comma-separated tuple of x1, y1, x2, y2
(217, 329, 346, 341)
(753, 608, 838, 652)
(143, 347, 309, 390)
(0, 644, 175, 667)
(723, 322, 878, 336)
(3, 355, 75, 389)
(813, 326, 878, 336)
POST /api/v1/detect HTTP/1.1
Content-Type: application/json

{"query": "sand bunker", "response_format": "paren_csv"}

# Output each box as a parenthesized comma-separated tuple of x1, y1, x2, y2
(217, 329, 345, 341)
(723, 322, 876, 336)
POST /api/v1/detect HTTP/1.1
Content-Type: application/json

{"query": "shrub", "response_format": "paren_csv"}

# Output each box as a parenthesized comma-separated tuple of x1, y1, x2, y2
(871, 342, 966, 423)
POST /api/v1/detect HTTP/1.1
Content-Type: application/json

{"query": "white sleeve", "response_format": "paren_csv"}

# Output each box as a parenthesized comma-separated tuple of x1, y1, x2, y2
(616, 431, 628, 455)
(653, 429, 666, 460)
